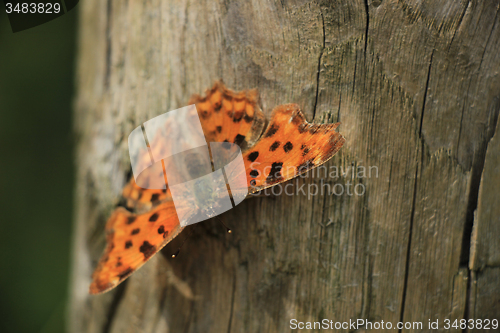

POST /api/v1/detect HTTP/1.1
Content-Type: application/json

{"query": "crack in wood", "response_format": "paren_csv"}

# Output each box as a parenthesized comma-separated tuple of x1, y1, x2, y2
(398, 161, 419, 333)
(312, 9, 325, 120)
(399, 48, 434, 331)
(419, 49, 434, 138)
(478, 4, 500, 71)
(459, 101, 500, 265)
(447, 0, 470, 51)
(459, 99, 500, 329)
(226, 273, 237, 333)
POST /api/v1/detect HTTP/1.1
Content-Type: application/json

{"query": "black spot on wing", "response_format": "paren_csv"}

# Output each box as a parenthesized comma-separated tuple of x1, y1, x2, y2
(283, 142, 293, 153)
(158, 225, 165, 234)
(131, 228, 140, 235)
(264, 124, 279, 138)
(302, 147, 310, 156)
(125, 240, 133, 249)
(149, 213, 159, 222)
(117, 267, 133, 280)
(216, 126, 222, 133)
(151, 193, 160, 202)
(243, 114, 253, 123)
(139, 241, 156, 259)
(266, 162, 284, 184)
(234, 134, 246, 146)
(250, 169, 259, 178)
(127, 216, 136, 225)
(247, 151, 259, 162)
(199, 109, 210, 119)
(269, 141, 280, 152)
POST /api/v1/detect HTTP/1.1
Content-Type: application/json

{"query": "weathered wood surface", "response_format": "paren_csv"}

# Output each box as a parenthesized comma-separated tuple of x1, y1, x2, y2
(69, 0, 500, 332)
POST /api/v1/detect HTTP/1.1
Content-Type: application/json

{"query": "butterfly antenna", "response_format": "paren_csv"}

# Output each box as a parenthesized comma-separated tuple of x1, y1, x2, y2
(171, 227, 195, 258)
(216, 216, 232, 233)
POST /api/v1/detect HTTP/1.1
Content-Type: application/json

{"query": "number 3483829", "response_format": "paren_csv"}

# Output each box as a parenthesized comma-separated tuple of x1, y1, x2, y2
(444, 319, 499, 330)
(5, 3, 61, 14)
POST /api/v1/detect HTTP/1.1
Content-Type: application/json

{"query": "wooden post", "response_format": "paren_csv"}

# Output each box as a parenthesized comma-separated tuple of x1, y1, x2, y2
(70, 1, 500, 332)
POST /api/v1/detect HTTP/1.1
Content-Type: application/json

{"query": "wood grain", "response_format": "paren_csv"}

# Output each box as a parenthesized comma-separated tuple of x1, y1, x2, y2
(70, 0, 500, 332)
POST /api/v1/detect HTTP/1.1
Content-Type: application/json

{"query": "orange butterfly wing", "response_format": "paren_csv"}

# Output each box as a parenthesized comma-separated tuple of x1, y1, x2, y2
(89, 195, 187, 294)
(90, 82, 265, 294)
(189, 81, 266, 151)
(90, 81, 345, 294)
(241, 103, 345, 192)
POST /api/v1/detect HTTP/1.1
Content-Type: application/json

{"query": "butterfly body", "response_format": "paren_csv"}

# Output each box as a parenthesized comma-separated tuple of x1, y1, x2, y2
(188, 179, 227, 220)
(89, 81, 345, 294)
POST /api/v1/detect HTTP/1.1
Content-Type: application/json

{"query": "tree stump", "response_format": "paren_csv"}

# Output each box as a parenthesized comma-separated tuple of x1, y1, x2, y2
(70, 0, 500, 332)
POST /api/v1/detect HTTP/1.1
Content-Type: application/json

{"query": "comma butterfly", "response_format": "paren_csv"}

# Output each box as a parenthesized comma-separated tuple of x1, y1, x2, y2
(89, 81, 345, 294)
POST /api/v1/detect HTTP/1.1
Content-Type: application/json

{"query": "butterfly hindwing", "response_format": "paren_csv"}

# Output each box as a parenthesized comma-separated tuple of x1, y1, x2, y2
(89, 199, 186, 294)
(240, 103, 345, 193)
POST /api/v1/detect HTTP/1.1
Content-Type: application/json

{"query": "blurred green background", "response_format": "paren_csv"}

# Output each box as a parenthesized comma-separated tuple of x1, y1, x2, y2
(0, 7, 77, 333)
